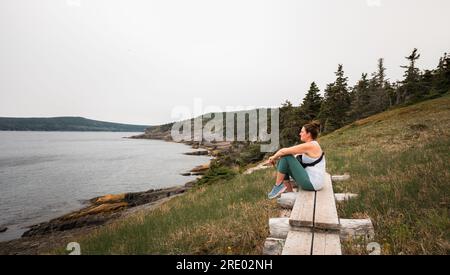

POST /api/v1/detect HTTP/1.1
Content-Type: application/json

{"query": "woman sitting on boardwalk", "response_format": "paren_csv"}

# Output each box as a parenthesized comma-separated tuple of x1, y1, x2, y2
(266, 121, 326, 199)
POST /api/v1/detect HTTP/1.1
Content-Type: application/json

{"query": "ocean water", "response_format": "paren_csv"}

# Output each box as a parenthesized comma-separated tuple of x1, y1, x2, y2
(0, 131, 211, 242)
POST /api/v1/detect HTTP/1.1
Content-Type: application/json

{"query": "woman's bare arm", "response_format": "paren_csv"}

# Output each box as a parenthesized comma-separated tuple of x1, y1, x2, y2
(272, 143, 314, 160)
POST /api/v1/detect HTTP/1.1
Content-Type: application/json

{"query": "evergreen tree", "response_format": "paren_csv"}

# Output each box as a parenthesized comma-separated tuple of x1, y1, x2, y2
(433, 52, 450, 95)
(349, 73, 371, 120)
(367, 58, 390, 115)
(374, 58, 386, 87)
(384, 80, 397, 107)
(279, 100, 301, 147)
(318, 64, 351, 133)
(299, 82, 323, 121)
(398, 48, 425, 103)
(421, 69, 434, 95)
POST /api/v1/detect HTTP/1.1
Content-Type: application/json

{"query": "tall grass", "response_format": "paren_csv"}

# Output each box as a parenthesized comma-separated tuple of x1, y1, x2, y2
(55, 168, 279, 254)
(320, 94, 450, 254)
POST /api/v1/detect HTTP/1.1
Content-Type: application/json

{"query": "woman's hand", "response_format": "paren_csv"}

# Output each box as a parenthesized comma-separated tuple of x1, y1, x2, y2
(264, 156, 276, 166)
(264, 148, 286, 166)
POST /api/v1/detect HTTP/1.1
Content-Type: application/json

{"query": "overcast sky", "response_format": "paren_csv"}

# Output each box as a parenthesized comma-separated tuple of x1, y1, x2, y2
(1, 0, 449, 125)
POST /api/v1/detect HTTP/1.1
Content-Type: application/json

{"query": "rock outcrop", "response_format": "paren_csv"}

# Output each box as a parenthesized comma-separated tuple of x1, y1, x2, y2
(22, 186, 188, 237)
(183, 150, 209, 156)
(190, 163, 210, 173)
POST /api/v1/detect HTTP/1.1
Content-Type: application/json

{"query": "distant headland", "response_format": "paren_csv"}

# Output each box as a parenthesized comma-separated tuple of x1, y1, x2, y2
(0, 117, 151, 132)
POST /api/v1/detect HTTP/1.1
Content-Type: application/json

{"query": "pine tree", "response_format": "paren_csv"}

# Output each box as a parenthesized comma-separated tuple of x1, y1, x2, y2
(374, 58, 386, 87)
(299, 82, 323, 121)
(367, 58, 390, 115)
(433, 52, 450, 95)
(318, 64, 351, 133)
(280, 100, 301, 147)
(398, 48, 424, 103)
(402, 48, 421, 82)
(384, 80, 396, 107)
(421, 69, 434, 95)
(349, 73, 371, 120)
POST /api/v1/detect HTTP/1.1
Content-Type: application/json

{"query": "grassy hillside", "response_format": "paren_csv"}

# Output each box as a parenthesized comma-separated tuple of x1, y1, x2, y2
(0, 116, 150, 132)
(54, 95, 449, 255)
(320, 93, 450, 254)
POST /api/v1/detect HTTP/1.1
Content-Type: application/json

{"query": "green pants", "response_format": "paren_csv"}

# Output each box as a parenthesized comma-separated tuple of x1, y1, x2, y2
(276, 155, 315, 191)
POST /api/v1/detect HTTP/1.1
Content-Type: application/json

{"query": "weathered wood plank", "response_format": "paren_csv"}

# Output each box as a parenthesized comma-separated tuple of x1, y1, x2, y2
(282, 231, 313, 255)
(339, 218, 375, 241)
(335, 193, 358, 202)
(273, 172, 345, 255)
(289, 189, 316, 228)
(269, 217, 312, 239)
(312, 232, 342, 255)
(270, 217, 373, 242)
(314, 173, 340, 231)
(331, 174, 350, 182)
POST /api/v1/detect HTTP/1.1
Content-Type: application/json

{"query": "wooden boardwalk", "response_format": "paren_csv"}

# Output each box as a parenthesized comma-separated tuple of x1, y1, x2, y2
(258, 167, 374, 255)
(282, 173, 342, 255)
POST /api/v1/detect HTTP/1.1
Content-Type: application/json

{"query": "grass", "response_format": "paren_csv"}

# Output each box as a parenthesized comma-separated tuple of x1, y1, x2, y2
(53, 94, 449, 255)
(54, 168, 279, 255)
(195, 165, 238, 186)
(320, 94, 450, 254)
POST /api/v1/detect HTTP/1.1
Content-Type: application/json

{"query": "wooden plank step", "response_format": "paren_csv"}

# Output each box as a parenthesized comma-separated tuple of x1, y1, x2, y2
(311, 232, 342, 255)
(313, 173, 340, 231)
(339, 218, 375, 241)
(277, 192, 297, 209)
(331, 174, 350, 182)
(263, 238, 285, 255)
(281, 230, 313, 255)
(289, 189, 316, 228)
(335, 193, 358, 202)
(281, 172, 342, 255)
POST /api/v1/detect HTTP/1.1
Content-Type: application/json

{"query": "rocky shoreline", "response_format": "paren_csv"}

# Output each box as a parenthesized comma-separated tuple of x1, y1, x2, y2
(129, 131, 233, 176)
(128, 129, 233, 158)
(22, 185, 191, 238)
(0, 134, 232, 255)
(0, 184, 194, 255)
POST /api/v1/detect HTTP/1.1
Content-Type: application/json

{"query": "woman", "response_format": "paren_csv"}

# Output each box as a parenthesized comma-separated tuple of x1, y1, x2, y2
(266, 121, 326, 199)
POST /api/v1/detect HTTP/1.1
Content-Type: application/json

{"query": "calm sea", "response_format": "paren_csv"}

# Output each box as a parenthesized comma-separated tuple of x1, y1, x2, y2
(0, 131, 211, 242)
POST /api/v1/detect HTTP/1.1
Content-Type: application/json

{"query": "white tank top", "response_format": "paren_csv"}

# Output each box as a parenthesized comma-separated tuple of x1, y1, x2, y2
(300, 140, 326, 190)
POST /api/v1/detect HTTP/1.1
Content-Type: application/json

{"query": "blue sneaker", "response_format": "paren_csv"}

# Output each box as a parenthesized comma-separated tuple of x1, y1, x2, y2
(268, 183, 287, 199)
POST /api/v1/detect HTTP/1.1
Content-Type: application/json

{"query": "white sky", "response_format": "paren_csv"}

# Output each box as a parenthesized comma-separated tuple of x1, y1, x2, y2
(1, 0, 449, 125)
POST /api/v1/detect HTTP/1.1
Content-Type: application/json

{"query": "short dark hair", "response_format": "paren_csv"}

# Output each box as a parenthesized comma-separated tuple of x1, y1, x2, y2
(303, 120, 321, 139)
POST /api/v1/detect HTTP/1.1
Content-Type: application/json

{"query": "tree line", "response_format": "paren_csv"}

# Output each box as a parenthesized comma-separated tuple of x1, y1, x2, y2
(279, 48, 450, 147)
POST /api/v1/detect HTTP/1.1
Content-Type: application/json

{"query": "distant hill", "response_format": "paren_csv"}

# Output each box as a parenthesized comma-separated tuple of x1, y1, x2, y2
(0, 117, 151, 132)
(135, 109, 264, 140)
